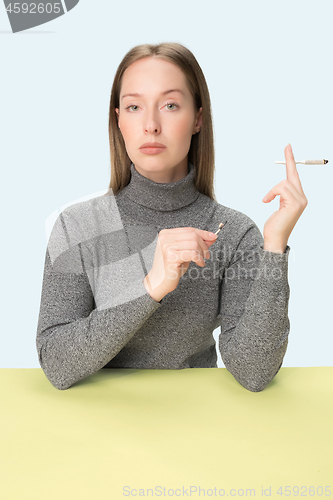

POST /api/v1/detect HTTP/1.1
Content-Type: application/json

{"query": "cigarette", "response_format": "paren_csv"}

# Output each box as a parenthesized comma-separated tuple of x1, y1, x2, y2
(275, 159, 329, 165)
(214, 222, 226, 235)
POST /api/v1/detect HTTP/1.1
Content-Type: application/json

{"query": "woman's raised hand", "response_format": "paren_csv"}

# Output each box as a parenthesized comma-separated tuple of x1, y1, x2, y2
(262, 144, 308, 253)
(143, 227, 218, 302)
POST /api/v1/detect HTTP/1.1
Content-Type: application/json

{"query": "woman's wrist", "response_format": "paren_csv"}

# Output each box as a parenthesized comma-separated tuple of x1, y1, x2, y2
(263, 239, 287, 254)
(143, 274, 167, 303)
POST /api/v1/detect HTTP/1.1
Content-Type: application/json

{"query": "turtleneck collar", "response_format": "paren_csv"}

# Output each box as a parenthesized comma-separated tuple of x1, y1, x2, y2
(122, 161, 200, 212)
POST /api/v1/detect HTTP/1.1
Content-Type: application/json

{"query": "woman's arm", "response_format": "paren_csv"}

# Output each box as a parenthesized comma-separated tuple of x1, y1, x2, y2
(218, 223, 290, 392)
(36, 213, 161, 391)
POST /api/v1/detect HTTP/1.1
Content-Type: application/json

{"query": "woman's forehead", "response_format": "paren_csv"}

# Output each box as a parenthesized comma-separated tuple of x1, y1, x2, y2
(121, 58, 188, 94)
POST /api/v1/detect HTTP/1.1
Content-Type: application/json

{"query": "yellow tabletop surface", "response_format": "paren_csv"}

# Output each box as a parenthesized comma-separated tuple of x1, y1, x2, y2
(1, 367, 332, 499)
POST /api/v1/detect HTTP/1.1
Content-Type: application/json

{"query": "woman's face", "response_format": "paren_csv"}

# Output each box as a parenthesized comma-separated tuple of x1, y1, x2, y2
(115, 57, 202, 183)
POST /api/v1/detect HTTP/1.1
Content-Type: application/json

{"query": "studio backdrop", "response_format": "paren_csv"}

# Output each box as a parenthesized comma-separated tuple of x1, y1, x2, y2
(1, 0, 332, 368)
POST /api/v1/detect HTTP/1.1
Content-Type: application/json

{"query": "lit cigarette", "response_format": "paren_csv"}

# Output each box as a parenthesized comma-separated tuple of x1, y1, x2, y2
(275, 159, 329, 165)
(215, 222, 225, 235)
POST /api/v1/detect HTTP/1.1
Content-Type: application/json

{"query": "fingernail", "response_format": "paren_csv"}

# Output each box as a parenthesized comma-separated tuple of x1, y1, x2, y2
(209, 232, 217, 238)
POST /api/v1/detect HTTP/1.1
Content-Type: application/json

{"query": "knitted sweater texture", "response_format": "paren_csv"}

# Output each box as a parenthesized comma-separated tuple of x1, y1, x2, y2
(36, 162, 291, 391)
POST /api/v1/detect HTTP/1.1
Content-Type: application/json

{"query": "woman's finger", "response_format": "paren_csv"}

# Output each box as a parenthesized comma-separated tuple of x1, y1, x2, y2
(263, 183, 307, 211)
(285, 144, 306, 196)
(163, 227, 215, 258)
(169, 238, 210, 263)
(263, 179, 305, 205)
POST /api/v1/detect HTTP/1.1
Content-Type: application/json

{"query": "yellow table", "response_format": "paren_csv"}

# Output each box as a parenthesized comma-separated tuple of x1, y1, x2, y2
(1, 367, 332, 499)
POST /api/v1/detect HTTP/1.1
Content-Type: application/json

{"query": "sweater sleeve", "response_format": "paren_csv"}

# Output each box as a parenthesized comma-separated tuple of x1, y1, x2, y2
(36, 211, 162, 391)
(218, 222, 291, 392)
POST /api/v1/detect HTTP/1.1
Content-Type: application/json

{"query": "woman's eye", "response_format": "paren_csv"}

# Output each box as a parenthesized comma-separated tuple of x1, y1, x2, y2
(125, 102, 179, 112)
(126, 105, 139, 111)
(166, 102, 179, 110)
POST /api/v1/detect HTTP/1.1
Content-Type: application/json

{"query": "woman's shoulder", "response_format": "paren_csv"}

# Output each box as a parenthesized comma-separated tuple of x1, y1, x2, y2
(199, 195, 264, 259)
(49, 190, 122, 242)
(200, 194, 260, 235)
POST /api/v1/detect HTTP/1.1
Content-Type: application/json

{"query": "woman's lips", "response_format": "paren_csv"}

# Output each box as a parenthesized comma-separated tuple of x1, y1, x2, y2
(139, 146, 166, 155)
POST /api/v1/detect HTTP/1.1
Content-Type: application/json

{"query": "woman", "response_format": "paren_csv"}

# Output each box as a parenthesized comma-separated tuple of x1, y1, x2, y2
(36, 42, 307, 392)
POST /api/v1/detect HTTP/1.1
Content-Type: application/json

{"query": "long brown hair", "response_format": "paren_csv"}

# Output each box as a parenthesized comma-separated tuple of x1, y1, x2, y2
(107, 42, 217, 201)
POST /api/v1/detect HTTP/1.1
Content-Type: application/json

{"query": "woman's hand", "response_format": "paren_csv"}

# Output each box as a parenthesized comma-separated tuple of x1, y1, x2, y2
(143, 227, 218, 302)
(262, 144, 308, 253)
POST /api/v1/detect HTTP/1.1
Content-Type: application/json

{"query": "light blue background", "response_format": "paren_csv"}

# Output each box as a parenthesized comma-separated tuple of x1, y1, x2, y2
(1, 0, 332, 368)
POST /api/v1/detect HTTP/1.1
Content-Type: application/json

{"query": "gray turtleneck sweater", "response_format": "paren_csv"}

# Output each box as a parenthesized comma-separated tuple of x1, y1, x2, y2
(36, 162, 291, 391)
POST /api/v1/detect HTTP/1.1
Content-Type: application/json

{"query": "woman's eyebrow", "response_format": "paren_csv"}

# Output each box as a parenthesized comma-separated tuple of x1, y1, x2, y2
(121, 89, 185, 100)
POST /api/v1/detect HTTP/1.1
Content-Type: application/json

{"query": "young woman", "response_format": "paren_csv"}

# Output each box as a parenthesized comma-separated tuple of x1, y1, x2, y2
(36, 42, 307, 392)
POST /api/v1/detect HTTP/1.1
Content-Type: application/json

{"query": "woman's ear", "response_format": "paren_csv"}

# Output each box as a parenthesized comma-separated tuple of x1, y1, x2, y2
(115, 108, 120, 127)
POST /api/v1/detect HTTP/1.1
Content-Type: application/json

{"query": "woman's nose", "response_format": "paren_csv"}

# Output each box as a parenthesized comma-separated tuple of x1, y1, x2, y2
(145, 124, 159, 133)
(143, 109, 161, 134)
